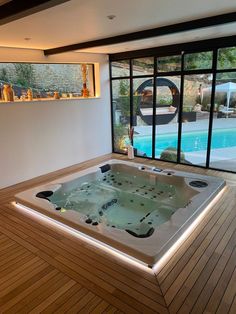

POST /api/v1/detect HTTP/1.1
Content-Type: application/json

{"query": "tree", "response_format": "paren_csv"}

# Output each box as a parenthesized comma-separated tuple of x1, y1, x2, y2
(0, 67, 8, 82)
(218, 47, 236, 69)
(13, 63, 35, 88)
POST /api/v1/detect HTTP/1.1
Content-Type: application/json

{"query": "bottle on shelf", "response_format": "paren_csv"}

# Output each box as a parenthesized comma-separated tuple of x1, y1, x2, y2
(3, 84, 14, 102)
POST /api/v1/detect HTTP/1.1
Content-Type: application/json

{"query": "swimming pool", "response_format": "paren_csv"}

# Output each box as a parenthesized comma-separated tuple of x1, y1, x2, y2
(15, 159, 225, 267)
(134, 128, 236, 157)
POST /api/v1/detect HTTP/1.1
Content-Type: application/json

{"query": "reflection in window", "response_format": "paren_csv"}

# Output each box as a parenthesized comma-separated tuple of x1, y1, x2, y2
(157, 55, 181, 72)
(181, 74, 213, 166)
(111, 60, 130, 77)
(133, 78, 153, 157)
(210, 73, 236, 172)
(156, 76, 180, 162)
(217, 47, 236, 70)
(0, 63, 95, 101)
(184, 51, 213, 70)
(112, 79, 130, 153)
(133, 57, 154, 76)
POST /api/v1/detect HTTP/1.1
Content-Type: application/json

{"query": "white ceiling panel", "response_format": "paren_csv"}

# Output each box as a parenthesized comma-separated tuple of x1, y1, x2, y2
(0, 0, 235, 53)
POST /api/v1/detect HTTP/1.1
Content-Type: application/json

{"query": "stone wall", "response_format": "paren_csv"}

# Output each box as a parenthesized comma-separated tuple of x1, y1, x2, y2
(0, 63, 93, 94)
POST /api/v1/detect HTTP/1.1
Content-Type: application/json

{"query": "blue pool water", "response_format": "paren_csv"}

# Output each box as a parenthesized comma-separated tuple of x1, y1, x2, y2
(133, 128, 236, 157)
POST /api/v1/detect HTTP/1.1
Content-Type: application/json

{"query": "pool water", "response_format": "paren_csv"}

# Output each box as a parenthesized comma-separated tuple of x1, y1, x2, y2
(133, 128, 236, 157)
(48, 169, 190, 238)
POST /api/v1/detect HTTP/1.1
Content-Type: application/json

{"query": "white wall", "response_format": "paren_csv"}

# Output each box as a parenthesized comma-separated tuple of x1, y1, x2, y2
(0, 48, 112, 188)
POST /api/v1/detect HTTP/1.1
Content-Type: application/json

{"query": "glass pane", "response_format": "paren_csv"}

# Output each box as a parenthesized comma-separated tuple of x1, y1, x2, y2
(112, 79, 130, 153)
(184, 51, 213, 70)
(132, 57, 154, 76)
(155, 76, 181, 161)
(210, 73, 236, 171)
(157, 55, 181, 72)
(111, 60, 130, 77)
(132, 77, 153, 158)
(181, 74, 213, 165)
(0, 62, 95, 100)
(217, 46, 236, 69)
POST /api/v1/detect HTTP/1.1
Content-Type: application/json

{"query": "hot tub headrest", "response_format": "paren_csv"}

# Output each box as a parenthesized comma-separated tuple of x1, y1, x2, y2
(36, 190, 53, 201)
(100, 164, 111, 173)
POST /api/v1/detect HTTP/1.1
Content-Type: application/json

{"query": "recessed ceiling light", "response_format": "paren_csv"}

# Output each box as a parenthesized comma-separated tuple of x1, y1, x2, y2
(24, 37, 31, 41)
(107, 15, 116, 20)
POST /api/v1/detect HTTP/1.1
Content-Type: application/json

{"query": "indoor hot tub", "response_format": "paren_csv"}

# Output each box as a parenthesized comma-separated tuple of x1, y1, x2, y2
(15, 159, 225, 267)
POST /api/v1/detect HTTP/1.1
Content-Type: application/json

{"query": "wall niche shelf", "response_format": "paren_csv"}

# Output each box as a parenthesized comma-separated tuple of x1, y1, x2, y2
(0, 96, 100, 105)
(0, 62, 97, 104)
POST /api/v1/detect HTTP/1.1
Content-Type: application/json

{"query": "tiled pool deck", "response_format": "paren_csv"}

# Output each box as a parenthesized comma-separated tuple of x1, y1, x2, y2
(134, 117, 236, 171)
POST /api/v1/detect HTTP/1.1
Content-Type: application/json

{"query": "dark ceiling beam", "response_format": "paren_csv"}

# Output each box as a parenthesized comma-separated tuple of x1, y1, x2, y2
(109, 35, 236, 61)
(44, 11, 236, 56)
(0, 0, 71, 26)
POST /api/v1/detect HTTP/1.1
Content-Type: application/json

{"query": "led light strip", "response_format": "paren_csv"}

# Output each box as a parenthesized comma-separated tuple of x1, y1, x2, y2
(152, 186, 227, 273)
(12, 186, 226, 273)
(13, 201, 153, 273)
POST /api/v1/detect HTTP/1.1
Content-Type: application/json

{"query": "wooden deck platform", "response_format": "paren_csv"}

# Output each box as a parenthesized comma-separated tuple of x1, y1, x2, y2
(0, 154, 235, 313)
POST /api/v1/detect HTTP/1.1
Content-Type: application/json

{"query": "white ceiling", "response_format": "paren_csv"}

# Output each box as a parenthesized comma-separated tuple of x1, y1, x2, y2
(0, 0, 236, 54)
(79, 22, 236, 54)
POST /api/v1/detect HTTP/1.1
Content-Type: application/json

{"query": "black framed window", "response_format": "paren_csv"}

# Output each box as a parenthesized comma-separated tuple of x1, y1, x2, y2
(110, 39, 236, 174)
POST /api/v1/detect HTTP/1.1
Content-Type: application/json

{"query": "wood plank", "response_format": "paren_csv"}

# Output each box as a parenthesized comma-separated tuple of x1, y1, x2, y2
(0, 266, 56, 312)
(0, 251, 33, 281)
(157, 187, 229, 282)
(0, 256, 44, 286)
(55, 255, 160, 314)
(0, 262, 50, 311)
(216, 265, 236, 314)
(90, 300, 110, 313)
(229, 295, 236, 314)
(0, 245, 27, 259)
(40, 283, 82, 313)
(104, 305, 120, 313)
(204, 246, 236, 313)
(0, 154, 235, 313)
(9, 272, 69, 313)
(32, 250, 138, 313)
(0, 224, 39, 253)
(163, 194, 235, 306)
(2, 205, 163, 304)
(77, 295, 103, 314)
(176, 215, 236, 313)
(28, 279, 76, 313)
(6, 206, 159, 289)
(66, 291, 97, 314)
(52, 287, 89, 313)
(0, 238, 13, 248)
(0, 206, 166, 312)
(187, 224, 236, 313)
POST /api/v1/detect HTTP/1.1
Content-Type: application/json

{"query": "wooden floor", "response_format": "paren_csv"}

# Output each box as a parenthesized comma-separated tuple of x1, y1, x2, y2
(0, 154, 235, 313)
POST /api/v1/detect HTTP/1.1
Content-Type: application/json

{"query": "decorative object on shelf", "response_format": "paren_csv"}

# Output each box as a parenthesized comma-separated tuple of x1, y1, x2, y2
(3, 84, 14, 102)
(81, 64, 89, 97)
(53, 91, 60, 99)
(61, 93, 68, 98)
(127, 144, 134, 159)
(127, 126, 134, 159)
(27, 88, 33, 101)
